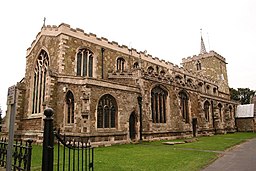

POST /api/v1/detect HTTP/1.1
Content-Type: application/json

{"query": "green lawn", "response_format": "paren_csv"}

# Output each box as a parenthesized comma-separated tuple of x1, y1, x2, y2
(30, 132, 256, 171)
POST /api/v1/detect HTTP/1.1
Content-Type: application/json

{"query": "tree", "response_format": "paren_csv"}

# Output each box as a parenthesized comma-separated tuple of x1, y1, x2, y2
(230, 88, 255, 104)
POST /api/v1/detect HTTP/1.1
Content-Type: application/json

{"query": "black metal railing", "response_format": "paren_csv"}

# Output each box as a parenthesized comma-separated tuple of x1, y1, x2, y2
(0, 138, 33, 171)
(55, 130, 94, 171)
(42, 108, 94, 171)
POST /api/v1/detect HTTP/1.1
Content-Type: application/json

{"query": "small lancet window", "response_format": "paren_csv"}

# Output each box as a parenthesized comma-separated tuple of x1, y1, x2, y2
(66, 91, 75, 124)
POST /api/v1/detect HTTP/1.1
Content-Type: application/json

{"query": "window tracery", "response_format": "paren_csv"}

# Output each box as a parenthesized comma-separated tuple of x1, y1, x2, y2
(97, 94, 117, 128)
(151, 86, 167, 123)
(76, 48, 93, 77)
(179, 91, 189, 123)
(116, 57, 125, 72)
(32, 50, 49, 114)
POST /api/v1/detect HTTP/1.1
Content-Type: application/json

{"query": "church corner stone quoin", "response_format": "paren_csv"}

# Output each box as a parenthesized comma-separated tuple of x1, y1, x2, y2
(5, 23, 238, 145)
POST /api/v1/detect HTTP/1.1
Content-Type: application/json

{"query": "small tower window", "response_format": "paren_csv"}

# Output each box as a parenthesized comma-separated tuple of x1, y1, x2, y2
(196, 61, 201, 71)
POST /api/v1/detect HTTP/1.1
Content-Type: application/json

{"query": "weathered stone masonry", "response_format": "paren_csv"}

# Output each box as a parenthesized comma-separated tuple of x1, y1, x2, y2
(4, 23, 238, 145)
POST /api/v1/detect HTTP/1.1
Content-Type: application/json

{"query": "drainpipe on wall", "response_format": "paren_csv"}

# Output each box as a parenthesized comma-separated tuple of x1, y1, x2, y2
(101, 48, 105, 79)
(137, 96, 142, 143)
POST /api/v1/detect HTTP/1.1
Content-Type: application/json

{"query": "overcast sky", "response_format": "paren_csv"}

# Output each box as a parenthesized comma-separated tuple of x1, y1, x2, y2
(0, 0, 255, 114)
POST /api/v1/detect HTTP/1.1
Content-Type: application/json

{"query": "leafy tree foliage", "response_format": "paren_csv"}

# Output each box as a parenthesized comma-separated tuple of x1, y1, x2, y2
(230, 88, 255, 104)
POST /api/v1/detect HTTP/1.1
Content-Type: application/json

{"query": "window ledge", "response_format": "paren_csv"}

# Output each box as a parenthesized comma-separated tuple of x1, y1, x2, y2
(28, 113, 43, 119)
(96, 128, 117, 132)
(64, 124, 74, 127)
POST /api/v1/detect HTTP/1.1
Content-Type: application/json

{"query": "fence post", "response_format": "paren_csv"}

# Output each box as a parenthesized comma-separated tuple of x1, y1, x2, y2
(42, 108, 54, 171)
(26, 139, 33, 171)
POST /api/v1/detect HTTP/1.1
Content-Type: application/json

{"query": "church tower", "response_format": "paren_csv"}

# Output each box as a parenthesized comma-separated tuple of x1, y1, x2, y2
(181, 33, 230, 98)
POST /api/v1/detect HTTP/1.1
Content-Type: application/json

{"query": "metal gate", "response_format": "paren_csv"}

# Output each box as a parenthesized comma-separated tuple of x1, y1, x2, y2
(42, 108, 94, 171)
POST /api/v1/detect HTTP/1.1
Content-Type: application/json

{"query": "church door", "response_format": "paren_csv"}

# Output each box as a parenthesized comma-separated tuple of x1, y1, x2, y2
(192, 118, 197, 137)
(129, 112, 136, 140)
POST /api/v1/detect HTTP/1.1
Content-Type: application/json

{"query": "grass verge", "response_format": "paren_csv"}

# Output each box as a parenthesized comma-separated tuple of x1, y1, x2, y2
(30, 132, 256, 171)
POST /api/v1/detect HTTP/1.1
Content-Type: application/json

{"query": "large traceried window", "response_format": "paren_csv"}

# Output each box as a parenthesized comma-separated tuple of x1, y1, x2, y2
(151, 86, 168, 123)
(32, 50, 49, 114)
(179, 91, 189, 123)
(66, 91, 74, 124)
(97, 94, 117, 128)
(204, 101, 210, 122)
(116, 57, 125, 72)
(76, 48, 93, 77)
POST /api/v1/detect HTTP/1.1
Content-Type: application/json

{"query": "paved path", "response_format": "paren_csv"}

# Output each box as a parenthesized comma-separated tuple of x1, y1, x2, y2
(202, 138, 256, 171)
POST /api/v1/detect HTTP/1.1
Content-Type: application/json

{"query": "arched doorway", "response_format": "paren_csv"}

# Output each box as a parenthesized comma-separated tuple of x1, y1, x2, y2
(129, 112, 136, 140)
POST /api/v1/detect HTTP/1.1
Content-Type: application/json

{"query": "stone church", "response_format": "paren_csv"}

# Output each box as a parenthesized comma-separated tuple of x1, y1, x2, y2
(4, 23, 237, 145)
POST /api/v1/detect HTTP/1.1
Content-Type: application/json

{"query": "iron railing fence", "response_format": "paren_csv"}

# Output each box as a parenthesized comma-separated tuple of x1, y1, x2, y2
(0, 138, 32, 171)
(54, 130, 94, 171)
(42, 108, 94, 171)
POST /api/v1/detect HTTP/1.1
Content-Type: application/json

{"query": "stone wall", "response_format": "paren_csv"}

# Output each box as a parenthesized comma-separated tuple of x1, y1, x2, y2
(236, 118, 255, 132)
(4, 23, 238, 145)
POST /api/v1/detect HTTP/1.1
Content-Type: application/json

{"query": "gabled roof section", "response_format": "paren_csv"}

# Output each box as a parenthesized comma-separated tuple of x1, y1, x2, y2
(236, 104, 254, 118)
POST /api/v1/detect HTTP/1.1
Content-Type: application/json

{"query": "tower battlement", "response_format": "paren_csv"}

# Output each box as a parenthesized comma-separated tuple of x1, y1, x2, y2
(182, 50, 226, 64)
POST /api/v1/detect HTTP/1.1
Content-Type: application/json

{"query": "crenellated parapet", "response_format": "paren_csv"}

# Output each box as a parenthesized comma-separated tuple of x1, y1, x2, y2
(181, 50, 226, 64)
(26, 23, 223, 97)
(26, 23, 180, 70)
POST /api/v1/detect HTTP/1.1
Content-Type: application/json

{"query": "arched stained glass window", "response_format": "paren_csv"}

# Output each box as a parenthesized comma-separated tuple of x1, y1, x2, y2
(204, 101, 210, 122)
(151, 86, 168, 123)
(179, 91, 189, 123)
(32, 50, 49, 114)
(116, 57, 125, 72)
(76, 48, 93, 77)
(97, 94, 117, 128)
